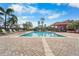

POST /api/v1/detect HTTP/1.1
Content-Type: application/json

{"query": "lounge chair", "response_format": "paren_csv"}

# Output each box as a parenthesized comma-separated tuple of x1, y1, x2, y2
(0, 29, 7, 36)
(13, 29, 17, 32)
(1, 29, 7, 34)
(9, 29, 13, 33)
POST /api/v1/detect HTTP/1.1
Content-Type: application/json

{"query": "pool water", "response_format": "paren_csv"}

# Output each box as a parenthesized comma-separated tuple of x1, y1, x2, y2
(21, 31, 65, 37)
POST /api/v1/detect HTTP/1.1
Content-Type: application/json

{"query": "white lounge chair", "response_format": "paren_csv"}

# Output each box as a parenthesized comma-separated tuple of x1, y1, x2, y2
(9, 29, 13, 33)
(13, 29, 16, 32)
(1, 29, 7, 34)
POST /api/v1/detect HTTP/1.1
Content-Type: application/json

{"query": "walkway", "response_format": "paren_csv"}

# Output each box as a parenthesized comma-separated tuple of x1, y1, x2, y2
(42, 37, 54, 56)
(0, 32, 79, 56)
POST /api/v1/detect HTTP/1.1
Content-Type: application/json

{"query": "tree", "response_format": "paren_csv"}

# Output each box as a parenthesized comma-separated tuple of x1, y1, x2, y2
(0, 16, 4, 26)
(66, 22, 78, 30)
(64, 20, 74, 23)
(23, 22, 33, 31)
(41, 17, 45, 27)
(40, 17, 45, 31)
(38, 21, 40, 26)
(7, 15, 18, 28)
(0, 7, 14, 30)
(43, 24, 47, 31)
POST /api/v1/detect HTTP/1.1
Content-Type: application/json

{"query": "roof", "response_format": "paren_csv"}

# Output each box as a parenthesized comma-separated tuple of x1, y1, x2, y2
(50, 22, 69, 26)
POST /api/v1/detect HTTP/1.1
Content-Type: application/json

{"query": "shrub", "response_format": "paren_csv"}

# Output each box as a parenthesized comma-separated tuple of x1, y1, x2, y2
(0, 29, 2, 32)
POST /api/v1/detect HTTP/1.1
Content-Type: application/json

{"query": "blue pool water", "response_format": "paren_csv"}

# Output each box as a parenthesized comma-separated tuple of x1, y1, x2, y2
(21, 31, 65, 37)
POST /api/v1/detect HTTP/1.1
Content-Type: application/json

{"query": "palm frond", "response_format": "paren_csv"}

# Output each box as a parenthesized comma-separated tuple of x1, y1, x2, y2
(0, 7, 5, 12)
(6, 8, 14, 15)
(8, 14, 18, 25)
(0, 16, 4, 22)
(0, 12, 4, 15)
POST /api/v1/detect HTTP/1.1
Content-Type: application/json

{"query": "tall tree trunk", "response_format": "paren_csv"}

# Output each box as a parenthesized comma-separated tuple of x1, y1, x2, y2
(4, 14, 6, 30)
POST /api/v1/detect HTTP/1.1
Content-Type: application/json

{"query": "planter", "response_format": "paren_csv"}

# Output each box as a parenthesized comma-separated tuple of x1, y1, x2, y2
(67, 30, 76, 33)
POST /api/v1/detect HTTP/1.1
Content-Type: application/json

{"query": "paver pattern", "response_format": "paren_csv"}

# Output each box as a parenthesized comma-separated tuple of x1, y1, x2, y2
(46, 32, 79, 56)
(0, 32, 79, 56)
(0, 32, 45, 56)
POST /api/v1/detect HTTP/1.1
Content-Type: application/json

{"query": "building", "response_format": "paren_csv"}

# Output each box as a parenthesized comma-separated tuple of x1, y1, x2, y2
(50, 21, 69, 32)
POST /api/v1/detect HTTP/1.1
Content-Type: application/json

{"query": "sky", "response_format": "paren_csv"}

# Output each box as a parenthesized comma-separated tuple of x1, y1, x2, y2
(0, 3, 79, 27)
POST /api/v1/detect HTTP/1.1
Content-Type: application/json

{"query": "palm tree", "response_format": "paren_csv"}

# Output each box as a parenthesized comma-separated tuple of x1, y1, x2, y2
(40, 17, 45, 31)
(0, 16, 4, 23)
(0, 7, 14, 30)
(38, 21, 40, 27)
(0, 16, 4, 28)
(8, 15, 18, 29)
(41, 17, 45, 26)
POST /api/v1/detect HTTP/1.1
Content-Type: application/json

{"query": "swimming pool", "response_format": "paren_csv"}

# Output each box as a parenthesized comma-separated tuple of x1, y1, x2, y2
(21, 31, 65, 38)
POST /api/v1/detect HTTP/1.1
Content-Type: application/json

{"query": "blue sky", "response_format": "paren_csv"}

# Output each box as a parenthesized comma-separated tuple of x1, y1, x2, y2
(0, 3, 79, 27)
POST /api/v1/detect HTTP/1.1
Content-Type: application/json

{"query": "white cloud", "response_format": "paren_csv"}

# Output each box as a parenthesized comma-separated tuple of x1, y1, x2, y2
(22, 16, 28, 19)
(10, 4, 66, 17)
(48, 11, 66, 19)
(38, 9, 67, 18)
(17, 16, 37, 28)
(10, 4, 26, 14)
(18, 16, 37, 28)
(17, 16, 29, 24)
(10, 4, 55, 15)
(32, 22, 37, 28)
(56, 3, 62, 6)
(10, 4, 38, 14)
(39, 9, 51, 15)
(18, 16, 38, 27)
(9, 4, 67, 25)
(27, 5, 37, 14)
(48, 11, 67, 19)
(17, 16, 35, 24)
(56, 3, 67, 6)
(68, 3, 79, 8)
(48, 13, 61, 19)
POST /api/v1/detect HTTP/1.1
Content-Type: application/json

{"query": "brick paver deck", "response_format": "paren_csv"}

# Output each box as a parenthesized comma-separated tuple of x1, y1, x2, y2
(0, 34, 45, 56)
(0, 32, 79, 56)
(46, 37, 79, 56)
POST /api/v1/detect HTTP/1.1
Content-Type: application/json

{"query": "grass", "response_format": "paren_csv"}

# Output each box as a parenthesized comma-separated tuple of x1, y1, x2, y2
(0, 29, 2, 32)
